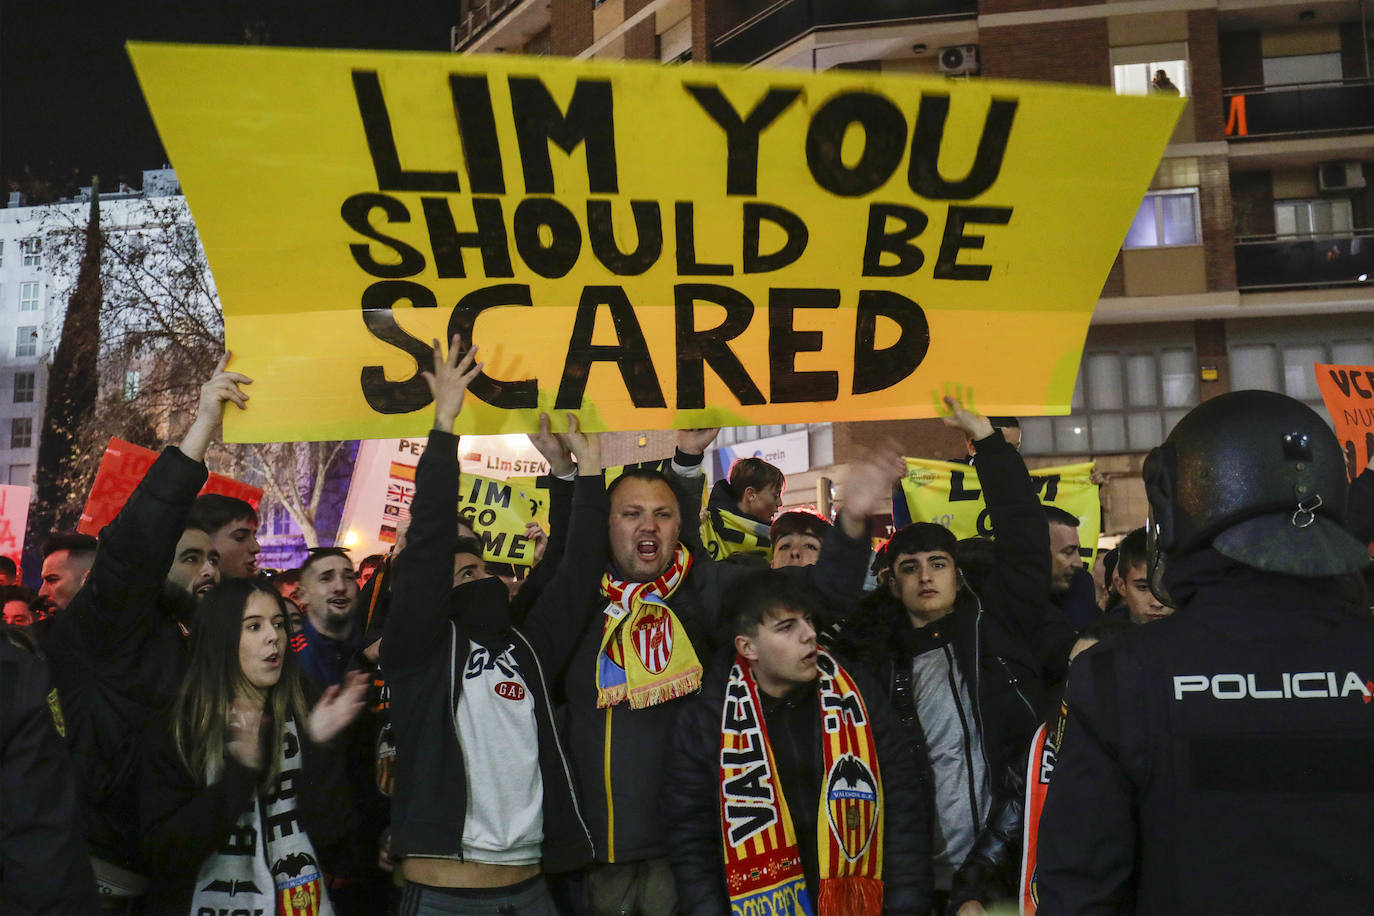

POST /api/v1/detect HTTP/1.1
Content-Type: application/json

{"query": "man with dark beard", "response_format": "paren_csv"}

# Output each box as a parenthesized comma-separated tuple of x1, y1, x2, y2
(40, 354, 246, 904)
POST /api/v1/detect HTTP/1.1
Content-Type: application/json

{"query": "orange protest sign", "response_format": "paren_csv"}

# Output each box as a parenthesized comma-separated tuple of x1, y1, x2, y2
(1315, 364, 1374, 482)
(78, 438, 264, 536)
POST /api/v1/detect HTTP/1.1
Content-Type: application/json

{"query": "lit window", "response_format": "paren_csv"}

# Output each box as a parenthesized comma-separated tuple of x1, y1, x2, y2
(124, 370, 141, 401)
(15, 327, 37, 358)
(13, 373, 34, 404)
(1112, 44, 1189, 97)
(10, 418, 32, 450)
(1124, 190, 1200, 248)
(18, 282, 39, 312)
(20, 238, 40, 267)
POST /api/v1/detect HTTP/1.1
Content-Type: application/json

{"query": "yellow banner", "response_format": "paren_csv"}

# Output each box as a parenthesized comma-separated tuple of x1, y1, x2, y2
(459, 473, 550, 566)
(128, 43, 1182, 441)
(468, 458, 687, 566)
(899, 458, 1100, 561)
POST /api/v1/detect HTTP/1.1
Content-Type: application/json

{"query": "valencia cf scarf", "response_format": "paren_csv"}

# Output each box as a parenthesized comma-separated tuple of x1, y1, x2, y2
(701, 505, 773, 562)
(191, 716, 334, 916)
(597, 544, 700, 709)
(719, 649, 885, 916)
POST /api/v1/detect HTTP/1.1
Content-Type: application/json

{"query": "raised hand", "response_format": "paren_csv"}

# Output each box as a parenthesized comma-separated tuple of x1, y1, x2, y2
(558, 413, 603, 474)
(838, 441, 907, 538)
(306, 670, 368, 746)
(940, 394, 994, 443)
(528, 412, 575, 477)
(422, 335, 483, 433)
(677, 427, 720, 456)
(225, 697, 265, 771)
(181, 351, 254, 462)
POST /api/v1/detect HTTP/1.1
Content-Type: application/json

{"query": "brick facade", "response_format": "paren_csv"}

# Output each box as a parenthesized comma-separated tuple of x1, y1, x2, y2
(1199, 154, 1237, 291)
(980, 19, 1110, 87)
(550, 0, 592, 56)
(1187, 9, 1225, 142)
(623, 0, 659, 60)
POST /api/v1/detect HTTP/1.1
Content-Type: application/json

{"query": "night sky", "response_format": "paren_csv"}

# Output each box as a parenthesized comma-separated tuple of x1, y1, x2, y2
(3, 1, 457, 196)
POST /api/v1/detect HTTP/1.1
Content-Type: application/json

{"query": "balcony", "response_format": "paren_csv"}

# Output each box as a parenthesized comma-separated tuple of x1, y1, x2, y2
(452, 0, 547, 53)
(712, 0, 977, 66)
(1234, 232, 1374, 290)
(1224, 79, 1374, 140)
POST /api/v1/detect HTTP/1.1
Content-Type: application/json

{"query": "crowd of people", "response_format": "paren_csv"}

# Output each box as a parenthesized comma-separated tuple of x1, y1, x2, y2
(2, 339, 1372, 916)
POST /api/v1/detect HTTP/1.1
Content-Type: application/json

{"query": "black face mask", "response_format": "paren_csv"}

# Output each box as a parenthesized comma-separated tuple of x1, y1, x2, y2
(448, 575, 512, 642)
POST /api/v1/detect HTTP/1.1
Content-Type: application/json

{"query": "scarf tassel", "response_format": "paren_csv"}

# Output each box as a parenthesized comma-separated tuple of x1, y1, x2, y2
(596, 685, 627, 709)
(817, 876, 884, 916)
(626, 668, 702, 709)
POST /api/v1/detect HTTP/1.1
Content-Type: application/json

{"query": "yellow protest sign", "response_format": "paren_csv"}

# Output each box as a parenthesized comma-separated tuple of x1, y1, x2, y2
(458, 473, 550, 566)
(128, 43, 1183, 441)
(899, 458, 1100, 561)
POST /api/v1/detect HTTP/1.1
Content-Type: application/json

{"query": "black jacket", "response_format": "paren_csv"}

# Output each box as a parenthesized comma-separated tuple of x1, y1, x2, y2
(561, 464, 874, 864)
(834, 430, 1073, 910)
(1054, 567, 1101, 633)
(384, 430, 601, 872)
(663, 651, 932, 915)
(0, 631, 101, 913)
(1348, 464, 1374, 545)
(139, 707, 357, 915)
(1035, 549, 1374, 914)
(40, 445, 207, 869)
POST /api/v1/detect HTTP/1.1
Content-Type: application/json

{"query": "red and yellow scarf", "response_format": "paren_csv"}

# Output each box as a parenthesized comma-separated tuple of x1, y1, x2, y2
(719, 648, 884, 916)
(597, 544, 700, 709)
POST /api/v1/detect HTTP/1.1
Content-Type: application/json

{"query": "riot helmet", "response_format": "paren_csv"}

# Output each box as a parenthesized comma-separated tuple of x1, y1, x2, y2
(1142, 389, 1368, 579)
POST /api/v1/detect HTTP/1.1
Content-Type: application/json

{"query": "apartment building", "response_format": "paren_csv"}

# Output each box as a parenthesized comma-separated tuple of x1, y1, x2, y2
(453, 0, 1374, 535)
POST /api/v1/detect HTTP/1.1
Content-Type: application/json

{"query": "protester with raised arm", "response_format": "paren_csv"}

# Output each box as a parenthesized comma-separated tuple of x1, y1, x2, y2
(834, 396, 1073, 915)
(384, 337, 606, 914)
(41, 354, 248, 903)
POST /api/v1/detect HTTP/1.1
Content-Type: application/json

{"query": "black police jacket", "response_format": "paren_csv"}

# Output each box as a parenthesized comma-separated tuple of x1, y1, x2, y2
(0, 631, 101, 912)
(1036, 549, 1374, 913)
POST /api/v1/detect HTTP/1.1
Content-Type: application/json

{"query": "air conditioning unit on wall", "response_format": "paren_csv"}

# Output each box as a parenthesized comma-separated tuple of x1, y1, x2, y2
(1317, 161, 1366, 191)
(938, 45, 979, 76)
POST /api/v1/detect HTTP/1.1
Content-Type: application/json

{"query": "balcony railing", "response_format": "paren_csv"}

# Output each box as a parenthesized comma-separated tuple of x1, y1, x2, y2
(711, 0, 977, 66)
(1223, 78, 1374, 140)
(1235, 232, 1374, 289)
(451, 0, 520, 51)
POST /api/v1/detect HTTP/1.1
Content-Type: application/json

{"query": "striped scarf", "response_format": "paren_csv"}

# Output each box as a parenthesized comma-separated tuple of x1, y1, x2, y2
(701, 506, 773, 562)
(719, 649, 884, 916)
(597, 544, 699, 709)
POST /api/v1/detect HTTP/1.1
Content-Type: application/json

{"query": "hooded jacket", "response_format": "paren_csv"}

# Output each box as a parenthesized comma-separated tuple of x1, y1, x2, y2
(834, 429, 1075, 910)
(1035, 549, 1374, 914)
(384, 429, 603, 872)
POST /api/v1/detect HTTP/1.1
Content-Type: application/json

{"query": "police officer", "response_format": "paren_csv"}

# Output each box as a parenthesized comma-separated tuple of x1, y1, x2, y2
(1034, 390, 1374, 913)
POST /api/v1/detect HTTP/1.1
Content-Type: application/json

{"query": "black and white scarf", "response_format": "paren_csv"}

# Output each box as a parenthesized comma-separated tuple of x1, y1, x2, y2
(191, 715, 334, 916)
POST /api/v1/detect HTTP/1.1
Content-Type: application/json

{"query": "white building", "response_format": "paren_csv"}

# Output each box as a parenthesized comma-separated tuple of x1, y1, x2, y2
(0, 168, 190, 490)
